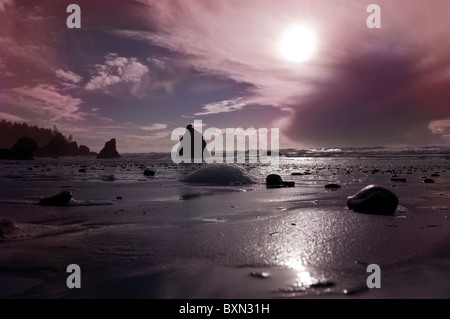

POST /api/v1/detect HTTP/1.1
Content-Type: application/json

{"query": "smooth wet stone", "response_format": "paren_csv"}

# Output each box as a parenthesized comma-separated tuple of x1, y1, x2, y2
(266, 174, 295, 188)
(325, 183, 341, 189)
(39, 191, 73, 206)
(347, 185, 399, 215)
(249, 271, 270, 279)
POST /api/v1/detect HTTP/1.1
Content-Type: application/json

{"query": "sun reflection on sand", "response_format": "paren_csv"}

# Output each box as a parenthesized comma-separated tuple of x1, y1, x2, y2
(284, 258, 314, 287)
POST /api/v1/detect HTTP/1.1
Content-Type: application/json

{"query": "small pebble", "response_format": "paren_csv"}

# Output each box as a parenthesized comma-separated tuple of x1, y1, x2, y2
(309, 281, 335, 289)
(249, 271, 270, 279)
(325, 184, 341, 189)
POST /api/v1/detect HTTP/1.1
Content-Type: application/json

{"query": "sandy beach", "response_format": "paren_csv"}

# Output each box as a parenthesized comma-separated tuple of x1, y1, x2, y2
(1, 152, 450, 299)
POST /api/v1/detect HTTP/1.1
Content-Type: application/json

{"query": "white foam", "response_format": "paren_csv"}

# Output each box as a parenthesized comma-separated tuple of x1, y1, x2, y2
(181, 163, 259, 185)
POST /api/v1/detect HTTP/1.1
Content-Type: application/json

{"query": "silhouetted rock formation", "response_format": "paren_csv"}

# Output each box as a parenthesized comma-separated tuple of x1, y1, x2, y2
(265, 174, 295, 188)
(0, 121, 97, 159)
(11, 137, 38, 160)
(0, 136, 39, 160)
(78, 145, 91, 156)
(0, 120, 57, 149)
(35, 133, 95, 158)
(178, 124, 208, 162)
(37, 133, 68, 157)
(0, 148, 13, 160)
(97, 138, 121, 159)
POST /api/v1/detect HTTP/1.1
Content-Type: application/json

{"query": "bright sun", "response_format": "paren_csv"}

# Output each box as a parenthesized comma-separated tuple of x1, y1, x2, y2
(280, 26, 316, 63)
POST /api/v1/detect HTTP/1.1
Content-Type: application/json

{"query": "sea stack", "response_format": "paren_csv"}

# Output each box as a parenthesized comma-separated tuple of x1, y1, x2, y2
(10, 137, 38, 160)
(97, 138, 121, 159)
(347, 185, 399, 215)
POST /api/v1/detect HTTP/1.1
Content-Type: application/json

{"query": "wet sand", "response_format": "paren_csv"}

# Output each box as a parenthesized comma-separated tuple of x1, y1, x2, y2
(1, 156, 450, 298)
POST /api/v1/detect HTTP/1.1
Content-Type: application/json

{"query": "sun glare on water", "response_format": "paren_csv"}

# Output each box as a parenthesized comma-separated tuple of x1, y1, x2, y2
(280, 26, 317, 63)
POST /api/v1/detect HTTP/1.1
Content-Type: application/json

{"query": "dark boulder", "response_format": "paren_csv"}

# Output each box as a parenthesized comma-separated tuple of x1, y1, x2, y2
(347, 185, 398, 215)
(325, 183, 341, 189)
(266, 174, 295, 188)
(144, 169, 155, 176)
(97, 138, 121, 159)
(35, 133, 94, 157)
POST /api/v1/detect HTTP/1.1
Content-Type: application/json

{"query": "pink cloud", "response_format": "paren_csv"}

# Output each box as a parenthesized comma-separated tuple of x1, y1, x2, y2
(55, 69, 83, 84)
(1, 84, 85, 123)
(85, 53, 149, 96)
(194, 98, 248, 116)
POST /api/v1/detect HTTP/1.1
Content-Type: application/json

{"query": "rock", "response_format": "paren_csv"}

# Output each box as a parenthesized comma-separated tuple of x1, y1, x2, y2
(347, 185, 399, 215)
(0, 148, 13, 160)
(144, 169, 155, 176)
(67, 141, 79, 156)
(391, 177, 406, 183)
(39, 191, 73, 206)
(11, 137, 38, 160)
(36, 133, 96, 157)
(325, 184, 341, 189)
(266, 174, 295, 188)
(291, 172, 303, 176)
(423, 178, 435, 184)
(97, 138, 121, 159)
(78, 145, 91, 156)
(309, 281, 335, 289)
(36, 133, 68, 158)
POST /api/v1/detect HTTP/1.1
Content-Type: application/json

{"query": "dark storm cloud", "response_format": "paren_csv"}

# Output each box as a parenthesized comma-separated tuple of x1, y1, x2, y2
(285, 43, 450, 146)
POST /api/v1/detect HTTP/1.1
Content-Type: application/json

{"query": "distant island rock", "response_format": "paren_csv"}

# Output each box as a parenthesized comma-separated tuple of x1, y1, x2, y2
(0, 121, 97, 159)
(0, 134, 97, 160)
(97, 138, 121, 159)
(0, 137, 38, 160)
(35, 133, 97, 158)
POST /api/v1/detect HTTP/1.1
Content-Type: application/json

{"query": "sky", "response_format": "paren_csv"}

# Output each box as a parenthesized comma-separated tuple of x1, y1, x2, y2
(1, 0, 450, 153)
